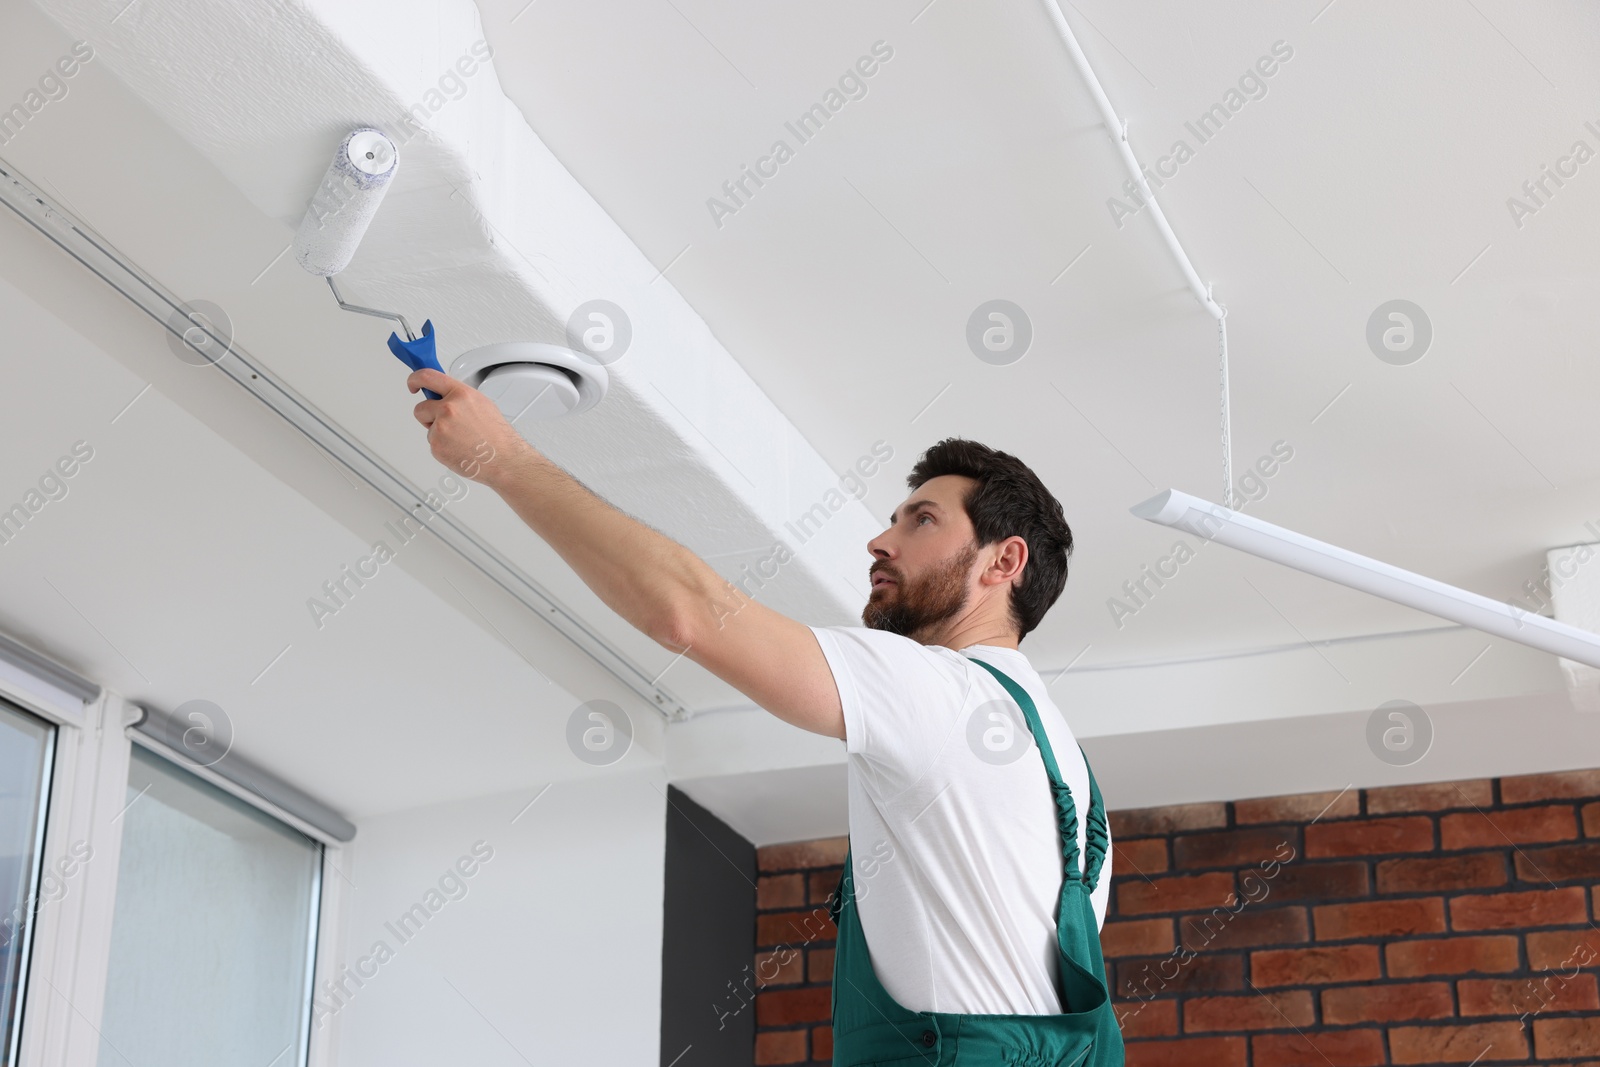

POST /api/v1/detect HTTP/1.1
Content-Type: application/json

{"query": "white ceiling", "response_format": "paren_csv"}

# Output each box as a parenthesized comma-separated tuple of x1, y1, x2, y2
(481, 0, 1600, 661)
(4, 0, 1600, 841)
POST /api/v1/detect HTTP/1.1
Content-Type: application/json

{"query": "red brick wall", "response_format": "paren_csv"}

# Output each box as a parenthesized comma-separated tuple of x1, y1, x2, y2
(752, 838, 845, 1065)
(751, 769, 1600, 1066)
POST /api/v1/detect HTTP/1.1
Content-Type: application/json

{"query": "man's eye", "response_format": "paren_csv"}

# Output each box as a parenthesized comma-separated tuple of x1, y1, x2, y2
(917, 513, 932, 525)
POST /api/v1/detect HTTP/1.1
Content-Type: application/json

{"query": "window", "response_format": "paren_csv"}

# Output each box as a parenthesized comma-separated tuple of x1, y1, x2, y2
(0, 701, 54, 1067)
(96, 746, 322, 1067)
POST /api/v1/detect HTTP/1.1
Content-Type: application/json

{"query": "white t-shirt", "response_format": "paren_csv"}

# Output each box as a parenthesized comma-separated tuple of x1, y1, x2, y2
(809, 625, 1112, 1015)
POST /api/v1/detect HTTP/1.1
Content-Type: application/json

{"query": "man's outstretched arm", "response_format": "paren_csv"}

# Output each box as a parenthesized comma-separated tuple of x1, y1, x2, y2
(407, 367, 845, 740)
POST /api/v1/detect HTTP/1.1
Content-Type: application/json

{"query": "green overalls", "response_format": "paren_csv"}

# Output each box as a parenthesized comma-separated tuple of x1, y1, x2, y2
(827, 658, 1124, 1066)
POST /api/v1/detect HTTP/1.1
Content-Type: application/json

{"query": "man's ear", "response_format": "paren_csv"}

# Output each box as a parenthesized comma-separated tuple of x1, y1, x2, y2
(988, 535, 1028, 585)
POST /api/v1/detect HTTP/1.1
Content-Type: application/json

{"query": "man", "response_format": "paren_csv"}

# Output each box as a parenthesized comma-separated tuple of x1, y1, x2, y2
(408, 368, 1122, 1064)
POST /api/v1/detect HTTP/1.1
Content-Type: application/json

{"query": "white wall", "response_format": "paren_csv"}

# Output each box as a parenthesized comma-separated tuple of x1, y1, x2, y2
(327, 768, 666, 1066)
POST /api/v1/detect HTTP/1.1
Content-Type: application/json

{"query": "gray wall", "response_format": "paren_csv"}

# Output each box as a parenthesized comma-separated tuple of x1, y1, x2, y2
(661, 785, 757, 1067)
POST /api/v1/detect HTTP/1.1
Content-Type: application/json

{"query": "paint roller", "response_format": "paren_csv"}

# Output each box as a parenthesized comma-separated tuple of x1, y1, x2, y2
(292, 127, 443, 399)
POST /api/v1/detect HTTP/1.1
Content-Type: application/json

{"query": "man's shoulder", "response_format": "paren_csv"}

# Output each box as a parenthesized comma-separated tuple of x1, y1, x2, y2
(809, 625, 977, 688)
(811, 625, 971, 664)
(961, 646, 1043, 685)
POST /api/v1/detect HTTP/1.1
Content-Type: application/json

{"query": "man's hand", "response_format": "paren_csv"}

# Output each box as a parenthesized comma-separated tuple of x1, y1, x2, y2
(407, 368, 530, 486)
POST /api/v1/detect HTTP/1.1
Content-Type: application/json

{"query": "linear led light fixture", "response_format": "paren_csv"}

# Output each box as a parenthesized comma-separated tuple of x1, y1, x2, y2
(1131, 489, 1600, 670)
(0, 158, 688, 721)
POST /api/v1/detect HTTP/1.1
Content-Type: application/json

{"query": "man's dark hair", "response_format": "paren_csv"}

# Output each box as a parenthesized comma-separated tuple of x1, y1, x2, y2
(906, 438, 1072, 641)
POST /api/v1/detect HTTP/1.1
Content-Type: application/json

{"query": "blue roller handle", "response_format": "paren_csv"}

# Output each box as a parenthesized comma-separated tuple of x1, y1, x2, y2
(387, 320, 443, 400)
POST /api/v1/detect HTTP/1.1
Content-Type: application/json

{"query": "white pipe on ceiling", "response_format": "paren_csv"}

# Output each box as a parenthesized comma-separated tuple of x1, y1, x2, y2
(1038, 0, 1225, 321)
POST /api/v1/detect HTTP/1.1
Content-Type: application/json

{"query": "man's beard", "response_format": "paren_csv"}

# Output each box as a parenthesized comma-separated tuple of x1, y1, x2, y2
(862, 541, 978, 639)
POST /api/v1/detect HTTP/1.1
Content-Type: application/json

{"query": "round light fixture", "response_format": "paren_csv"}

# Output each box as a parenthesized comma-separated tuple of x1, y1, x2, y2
(448, 342, 608, 422)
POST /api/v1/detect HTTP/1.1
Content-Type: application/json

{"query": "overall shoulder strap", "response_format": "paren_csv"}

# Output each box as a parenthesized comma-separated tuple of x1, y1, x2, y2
(969, 657, 1085, 882)
(969, 657, 1115, 892)
(969, 657, 1064, 784)
(1079, 744, 1110, 893)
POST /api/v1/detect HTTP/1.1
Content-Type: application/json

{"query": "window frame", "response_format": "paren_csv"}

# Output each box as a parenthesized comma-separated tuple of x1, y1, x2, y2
(4, 663, 347, 1067)
(0, 698, 55, 1067)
